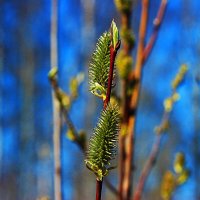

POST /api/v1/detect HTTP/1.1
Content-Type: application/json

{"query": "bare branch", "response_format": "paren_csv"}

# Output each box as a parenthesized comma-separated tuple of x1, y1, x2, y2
(50, 0, 62, 200)
(143, 0, 167, 62)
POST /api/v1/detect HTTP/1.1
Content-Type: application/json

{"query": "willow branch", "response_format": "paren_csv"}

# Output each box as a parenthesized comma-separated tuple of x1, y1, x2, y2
(134, 0, 149, 78)
(122, 1, 149, 200)
(133, 135, 161, 200)
(103, 43, 119, 109)
(117, 7, 133, 200)
(133, 111, 170, 200)
(104, 178, 119, 196)
(96, 32, 120, 200)
(143, 0, 167, 62)
(96, 179, 103, 200)
(50, 0, 62, 200)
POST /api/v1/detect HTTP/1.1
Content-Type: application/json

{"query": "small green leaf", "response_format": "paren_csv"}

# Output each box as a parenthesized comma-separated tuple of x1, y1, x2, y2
(90, 82, 106, 100)
(111, 20, 119, 50)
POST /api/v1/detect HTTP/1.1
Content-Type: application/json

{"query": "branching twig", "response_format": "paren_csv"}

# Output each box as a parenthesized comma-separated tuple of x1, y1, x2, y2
(133, 135, 162, 200)
(122, 1, 149, 200)
(133, 79, 186, 200)
(104, 178, 119, 196)
(143, 0, 167, 62)
(133, 112, 169, 200)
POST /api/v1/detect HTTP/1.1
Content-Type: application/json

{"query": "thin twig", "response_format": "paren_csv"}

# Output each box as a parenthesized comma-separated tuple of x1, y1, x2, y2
(97, 30, 120, 200)
(104, 178, 119, 196)
(133, 111, 170, 200)
(103, 44, 119, 109)
(134, 0, 149, 77)
(122, 1, 149, 200)
(96, 179, 103, 200)
(143, 0, 167, 62)
(133, 135, 162, 200)
(50, 0, 62, 199)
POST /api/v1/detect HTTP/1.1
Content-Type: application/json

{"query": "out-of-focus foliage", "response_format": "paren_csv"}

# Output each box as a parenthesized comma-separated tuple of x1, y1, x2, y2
(161, 152, 190, 200)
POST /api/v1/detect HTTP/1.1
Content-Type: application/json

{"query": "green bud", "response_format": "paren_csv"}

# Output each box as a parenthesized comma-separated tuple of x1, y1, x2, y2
(48, 67, 58, 80)
(116, 50, 133, 79)
(111, 20, 120, 50)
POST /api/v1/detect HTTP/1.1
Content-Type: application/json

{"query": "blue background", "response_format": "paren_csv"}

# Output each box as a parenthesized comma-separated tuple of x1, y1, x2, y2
(0, 0, 200, 199)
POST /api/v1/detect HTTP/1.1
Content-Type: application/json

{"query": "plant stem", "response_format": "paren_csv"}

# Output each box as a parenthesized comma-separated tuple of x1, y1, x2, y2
(143, 0, 167, 62)
(133, 135, 162, 200)
(118, 9, 133, 200)
(121, 1, 149, 200)
(103, 46, 117, 109)
(96, 34, 119, 200)
(104, 178, 119, 196)
(133, 110, 170, 200)
(50, 0, 62, 199)
(96, 179, 103, 200)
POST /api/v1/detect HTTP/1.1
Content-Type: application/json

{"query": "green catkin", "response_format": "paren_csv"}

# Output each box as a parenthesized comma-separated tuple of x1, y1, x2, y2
(89, 32, 111, 98)
(85, 103, 120, 180)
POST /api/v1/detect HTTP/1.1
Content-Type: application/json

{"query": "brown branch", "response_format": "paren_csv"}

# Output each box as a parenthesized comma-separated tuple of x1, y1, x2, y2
(133, 135, 162, 200)
(122, 1, 149, 200)
(118, 10, 133, 200)
(134, 0, 149, 77)
(104, 178, 119, 196)
(143, 0, 167, 62)
(133, 111, 170, 200)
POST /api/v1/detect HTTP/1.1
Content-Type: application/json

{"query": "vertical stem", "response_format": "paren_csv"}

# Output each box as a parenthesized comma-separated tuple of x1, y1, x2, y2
(96, 179, 103, 200)
(143, 0, 167, 62)
(98, 33, 119, 200)
(123, 1, 149, 200)
(133, 135, 161, 200)
(103, 46, 117, 109)
(51, 0, 62, 200)
(118, 10, 133, 200)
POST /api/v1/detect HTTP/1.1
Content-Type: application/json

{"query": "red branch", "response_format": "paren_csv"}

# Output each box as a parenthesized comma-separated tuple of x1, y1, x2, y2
(97, 38, 120, 200)
(143, 0, 167, 62)
(96, 179, 103, 200)
(133, 135, 162, 200)
(103, 46, 117, 109)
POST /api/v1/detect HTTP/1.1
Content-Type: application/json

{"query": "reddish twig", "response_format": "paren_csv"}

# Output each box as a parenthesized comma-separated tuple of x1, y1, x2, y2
(97, 32, 120, 200)
(104, 178, 119, 196)
(96, 179, 103, 200)
(122, 1, 149, 200)
(133, 111, 170, 200)
(103, 42, 120, 109)
(118, 10, 133, 200)
(133, 135, 162, 200)
(143, 0, 167, 62)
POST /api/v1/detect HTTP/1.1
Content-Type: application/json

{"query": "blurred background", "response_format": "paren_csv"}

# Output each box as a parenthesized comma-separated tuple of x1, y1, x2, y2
(0, 0, 200, 199)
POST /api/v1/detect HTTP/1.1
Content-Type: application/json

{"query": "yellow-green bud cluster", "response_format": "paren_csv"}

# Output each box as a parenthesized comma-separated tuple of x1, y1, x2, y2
(161, 152, 190, 200)
(121, 27, 135, 49)
(114, 0, 132, 13)
(116, 50, 133, 79)
(164, 92, 180, 113)
(171, 64, 188, 90)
